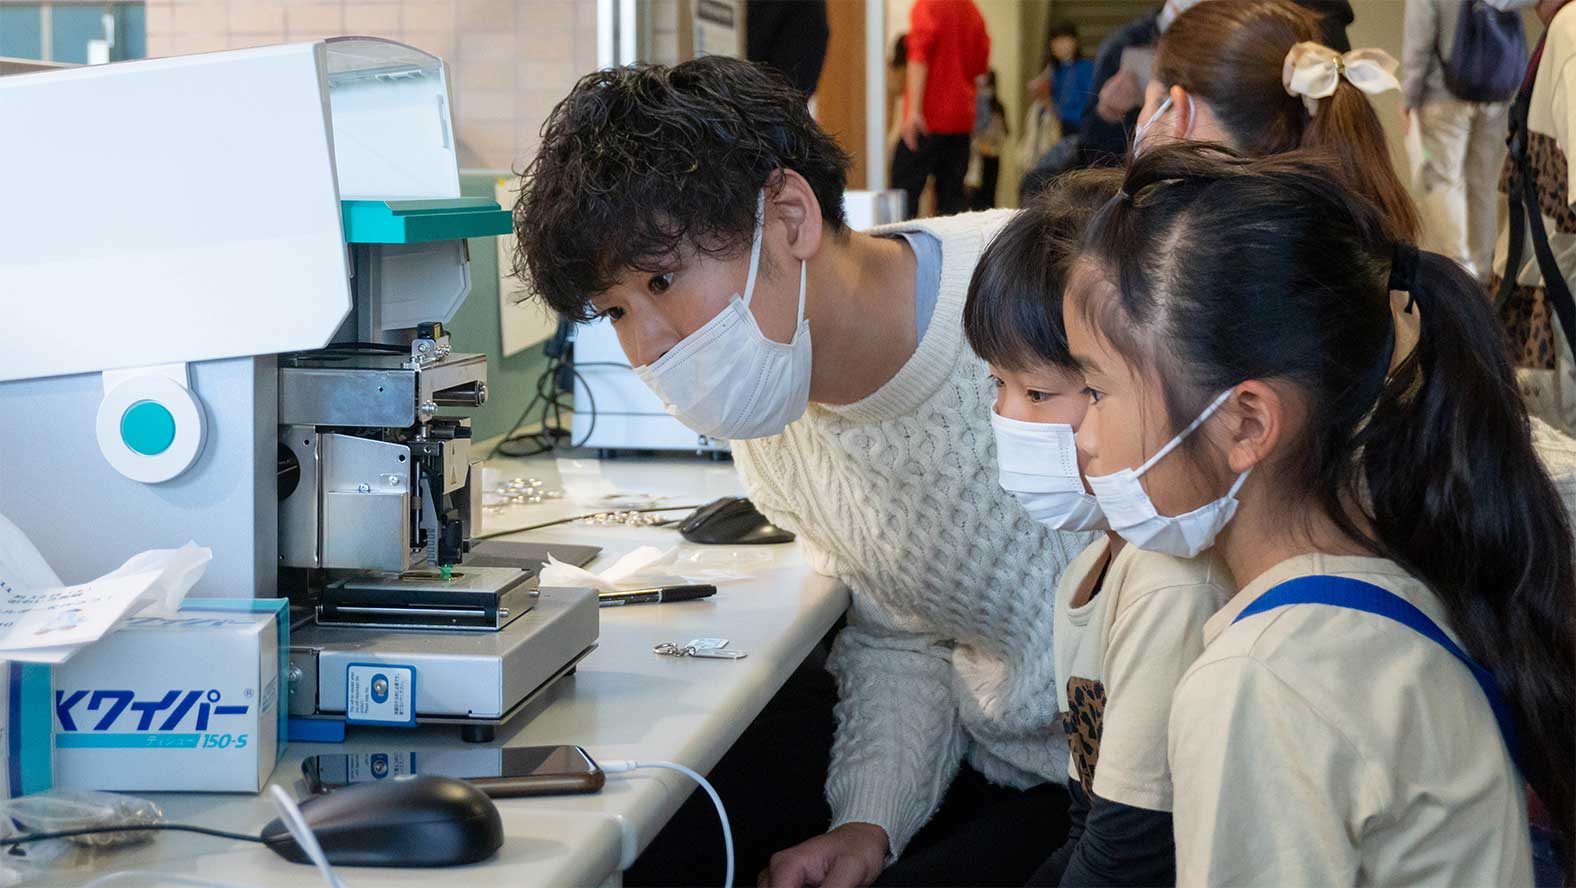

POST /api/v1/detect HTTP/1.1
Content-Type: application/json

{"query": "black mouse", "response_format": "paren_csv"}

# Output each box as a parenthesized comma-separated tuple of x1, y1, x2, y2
(679, 496, 796, 545)
(262, 775, 502, 867)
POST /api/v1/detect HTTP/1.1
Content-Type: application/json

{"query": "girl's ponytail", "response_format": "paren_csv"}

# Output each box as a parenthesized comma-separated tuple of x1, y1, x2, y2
(1362, 245, 1575, 883)
(1301, 79, 1422, 243)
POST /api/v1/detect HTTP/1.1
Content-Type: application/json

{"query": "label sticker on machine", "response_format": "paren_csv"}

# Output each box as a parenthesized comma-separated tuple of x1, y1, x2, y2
(345, 663, 416, 727)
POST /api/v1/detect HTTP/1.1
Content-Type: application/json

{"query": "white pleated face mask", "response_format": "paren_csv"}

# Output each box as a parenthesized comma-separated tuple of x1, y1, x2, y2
(632, 192, 813, 441)
(990, 411, 1108, 532)
(1084, 389, 1250, 557)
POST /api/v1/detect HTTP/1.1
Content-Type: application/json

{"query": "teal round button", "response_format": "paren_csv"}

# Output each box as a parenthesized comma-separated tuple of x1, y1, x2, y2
(121, 400, 177, 456)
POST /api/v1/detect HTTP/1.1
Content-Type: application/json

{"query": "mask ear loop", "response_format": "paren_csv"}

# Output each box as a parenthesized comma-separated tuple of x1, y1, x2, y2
(1132, 387, 1236, 477)
(741, 191, 767, 307)
(795, 259, 807, 328)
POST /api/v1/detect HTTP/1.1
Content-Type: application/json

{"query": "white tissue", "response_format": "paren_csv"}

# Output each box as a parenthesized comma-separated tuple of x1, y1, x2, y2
(0, 513, 213, 663)
(103, 542, 213, 616)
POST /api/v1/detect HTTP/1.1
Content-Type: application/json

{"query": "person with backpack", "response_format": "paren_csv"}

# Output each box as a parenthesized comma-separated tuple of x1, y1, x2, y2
(1402, 0, 1529, 283)
(1492, 0, 1576, 441)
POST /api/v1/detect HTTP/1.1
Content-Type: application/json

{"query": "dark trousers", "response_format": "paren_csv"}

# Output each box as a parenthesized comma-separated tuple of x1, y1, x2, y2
(968, 156, 1001, 211)
(625, 649, 1071, 887)
(891, 133, 972, 219)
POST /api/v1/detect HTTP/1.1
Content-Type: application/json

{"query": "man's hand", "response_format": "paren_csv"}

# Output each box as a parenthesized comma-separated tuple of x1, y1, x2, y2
(759, 823, 891, 888)
(900, 112, 929, 152)
(1096, 70, 1142, 124)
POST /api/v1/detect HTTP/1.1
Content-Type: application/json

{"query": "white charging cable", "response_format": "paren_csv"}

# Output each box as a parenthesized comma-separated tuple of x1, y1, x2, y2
(268, 786, 347, 888)
(601, 760, 733, 888)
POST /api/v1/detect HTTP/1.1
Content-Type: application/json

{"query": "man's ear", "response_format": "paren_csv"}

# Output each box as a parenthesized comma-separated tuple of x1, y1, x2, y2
(772, 169, 825, 261)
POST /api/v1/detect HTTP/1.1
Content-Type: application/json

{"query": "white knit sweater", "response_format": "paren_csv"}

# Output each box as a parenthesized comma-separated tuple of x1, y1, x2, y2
(733, 210, 1089, 857)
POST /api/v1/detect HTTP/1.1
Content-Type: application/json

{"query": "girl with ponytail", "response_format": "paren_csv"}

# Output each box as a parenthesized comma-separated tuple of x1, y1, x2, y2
(1136, 0, 1421, 242)
(1065, 143, 1574, 886)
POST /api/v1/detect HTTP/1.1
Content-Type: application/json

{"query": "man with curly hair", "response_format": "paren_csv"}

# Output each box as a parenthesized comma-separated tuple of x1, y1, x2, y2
(513, 56, 1082, 888)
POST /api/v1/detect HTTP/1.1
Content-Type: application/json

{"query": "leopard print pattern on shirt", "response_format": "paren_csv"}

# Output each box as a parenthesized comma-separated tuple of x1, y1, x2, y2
(1494, 130, 1574, 370)
(1062, 676, 1107, 790)
(1499, 131, 1576, 235)
(1490, 276, 1558, 369)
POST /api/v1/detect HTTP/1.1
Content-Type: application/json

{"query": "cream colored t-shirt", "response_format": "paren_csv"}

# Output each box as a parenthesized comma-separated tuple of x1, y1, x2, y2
(1053, 536, 1231, 812)
(1169, 554, 1532, 887)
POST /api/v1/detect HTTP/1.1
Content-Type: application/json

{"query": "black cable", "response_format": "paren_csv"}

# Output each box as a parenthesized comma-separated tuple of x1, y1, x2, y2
(0, 824, 265, 847)
(305, 342, 410, 354)
(473, 504, 705, 541)
(569, 366, 598, 448)
(494, 345, 606, 458)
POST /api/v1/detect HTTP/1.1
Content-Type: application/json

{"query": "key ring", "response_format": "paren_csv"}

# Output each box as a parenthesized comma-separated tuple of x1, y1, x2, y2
(653, 641, 748, 660)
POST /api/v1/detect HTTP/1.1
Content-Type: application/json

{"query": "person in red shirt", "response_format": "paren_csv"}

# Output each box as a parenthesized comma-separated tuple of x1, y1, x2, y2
(893, 0, 991, 217)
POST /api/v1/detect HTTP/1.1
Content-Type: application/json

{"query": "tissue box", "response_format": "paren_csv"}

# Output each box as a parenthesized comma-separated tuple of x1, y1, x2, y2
(2, 662, 53, 798)
(52, 599, 287, 793)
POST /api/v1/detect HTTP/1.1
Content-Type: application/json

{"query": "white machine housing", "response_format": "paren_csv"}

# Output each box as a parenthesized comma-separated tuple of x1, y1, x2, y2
(0, 39, 462, 595)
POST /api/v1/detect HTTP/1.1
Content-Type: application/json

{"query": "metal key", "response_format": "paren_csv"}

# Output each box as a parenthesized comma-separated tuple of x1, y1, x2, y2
(653, 642, 749, 660)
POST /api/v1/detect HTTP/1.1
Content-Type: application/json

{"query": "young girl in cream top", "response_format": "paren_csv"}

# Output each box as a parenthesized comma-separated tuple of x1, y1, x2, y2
(1063, 143, 1574, 886)
(964, 170, 1232, 887)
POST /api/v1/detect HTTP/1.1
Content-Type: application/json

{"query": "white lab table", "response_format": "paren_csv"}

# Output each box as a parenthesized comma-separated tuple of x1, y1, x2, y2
(49, 455, 849, 888)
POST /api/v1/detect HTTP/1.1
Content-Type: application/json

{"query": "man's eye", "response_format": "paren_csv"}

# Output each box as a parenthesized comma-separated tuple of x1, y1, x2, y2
(988, 375, 1004, 388)
(1026, 390, 1050, 403)
(649, 273, 673, 294)
(597, 306, 626, 323)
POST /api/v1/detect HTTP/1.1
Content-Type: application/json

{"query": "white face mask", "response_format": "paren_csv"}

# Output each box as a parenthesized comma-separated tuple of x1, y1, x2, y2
(990, 411, 1108, 532)
(1085, 388, 1250, 557)
(632, 192, 813, 441)
(1133, 93, 1195, 153)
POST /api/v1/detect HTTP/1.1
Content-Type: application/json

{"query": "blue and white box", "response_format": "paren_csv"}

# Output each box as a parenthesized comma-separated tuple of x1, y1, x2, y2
(52, 599, 287, 793)
(1, 662, 53, 798)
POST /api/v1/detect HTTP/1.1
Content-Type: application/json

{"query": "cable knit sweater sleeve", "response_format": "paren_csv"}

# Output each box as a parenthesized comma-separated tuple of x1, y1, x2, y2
(824, 597, 968, 856)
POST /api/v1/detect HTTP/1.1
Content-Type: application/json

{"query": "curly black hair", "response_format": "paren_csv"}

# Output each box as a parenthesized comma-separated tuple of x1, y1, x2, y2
(512, 56, 853, 321)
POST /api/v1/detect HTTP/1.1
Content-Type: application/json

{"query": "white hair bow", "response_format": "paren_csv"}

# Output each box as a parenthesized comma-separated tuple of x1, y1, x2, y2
(1282, 42, 1401, 116)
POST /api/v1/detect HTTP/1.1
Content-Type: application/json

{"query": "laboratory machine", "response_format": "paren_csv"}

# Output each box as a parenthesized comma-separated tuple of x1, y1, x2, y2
(0, 38, 596, 742)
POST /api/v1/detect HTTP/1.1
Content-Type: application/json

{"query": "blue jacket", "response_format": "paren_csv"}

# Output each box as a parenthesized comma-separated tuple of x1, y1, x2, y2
(1052, 58, 1095, 126)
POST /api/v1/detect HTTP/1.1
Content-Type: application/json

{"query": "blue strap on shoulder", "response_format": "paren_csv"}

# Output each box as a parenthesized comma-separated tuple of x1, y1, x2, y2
(1232, 574, 1524, 775)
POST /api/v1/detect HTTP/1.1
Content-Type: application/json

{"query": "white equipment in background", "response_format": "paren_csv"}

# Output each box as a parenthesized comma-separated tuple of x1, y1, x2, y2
(570, 188, 905, 455)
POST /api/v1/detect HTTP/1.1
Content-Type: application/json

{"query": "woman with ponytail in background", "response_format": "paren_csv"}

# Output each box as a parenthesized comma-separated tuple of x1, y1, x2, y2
(1135, 0, 1419, 240)
(1065, 143, 1574, 886)
(1136, 0, 1576, 555)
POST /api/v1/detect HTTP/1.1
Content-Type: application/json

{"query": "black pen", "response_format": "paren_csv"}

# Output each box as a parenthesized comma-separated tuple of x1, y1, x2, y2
(598, 584, 718, 607)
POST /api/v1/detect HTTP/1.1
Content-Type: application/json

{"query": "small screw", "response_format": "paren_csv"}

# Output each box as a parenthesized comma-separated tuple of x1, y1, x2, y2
(356, 483, 371, 493)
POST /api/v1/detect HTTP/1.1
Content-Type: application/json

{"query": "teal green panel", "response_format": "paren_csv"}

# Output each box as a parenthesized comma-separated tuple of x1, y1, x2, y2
(0, 5, 42, 60)
(341, 198, 512, 244)
(50, 4, 102, 65)
(117, 3, 145, 60)
(18, 664, 52, 795)
(446, 173, 556, 446)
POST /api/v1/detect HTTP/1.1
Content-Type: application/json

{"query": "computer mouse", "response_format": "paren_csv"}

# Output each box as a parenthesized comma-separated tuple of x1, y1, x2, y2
(262, 775, 502, 868)
(679, 496, 796, 545)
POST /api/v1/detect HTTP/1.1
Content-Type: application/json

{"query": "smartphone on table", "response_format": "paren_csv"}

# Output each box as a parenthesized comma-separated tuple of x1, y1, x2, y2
(302, 745, 605, 798)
